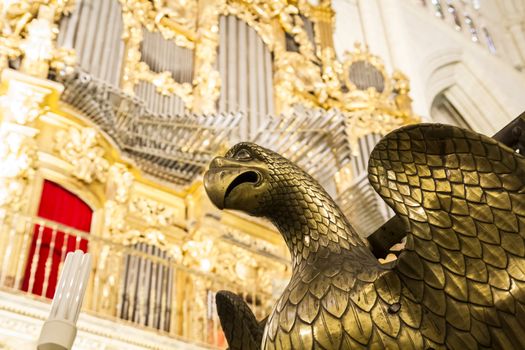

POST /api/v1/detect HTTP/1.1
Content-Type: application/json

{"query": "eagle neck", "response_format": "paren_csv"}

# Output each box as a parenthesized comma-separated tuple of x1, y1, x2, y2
(266, 181, 367, 269)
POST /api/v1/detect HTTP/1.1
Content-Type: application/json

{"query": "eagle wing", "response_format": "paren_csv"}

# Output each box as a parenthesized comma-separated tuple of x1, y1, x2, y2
(368, 123, 525, 349)
(216, 290, 266, 350)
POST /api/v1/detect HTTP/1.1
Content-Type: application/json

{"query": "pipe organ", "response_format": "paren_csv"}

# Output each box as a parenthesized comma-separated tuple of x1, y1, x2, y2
(0, 0, 418, 348)
(57, 0, 125, 86)
(119, 243, 173, 332)
(347, 60, 386, 93)
(137, 30, 194, 116)
(218, 15, 274, 140)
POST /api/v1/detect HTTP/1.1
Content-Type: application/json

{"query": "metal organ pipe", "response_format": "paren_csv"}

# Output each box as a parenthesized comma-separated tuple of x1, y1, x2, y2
(138, 30, 193, 116)
(256, 31, 266, 132)
(227, 16, 238, 131)
(102, 0, 119, 83)
(247, 26, 258, 140)
(56, 0, 125, 86)
(57, 0, 194, 114)
(218, 16, 275, 140)
(264, 45, 274, 115)
(218, 16, 227, 113)
(238, 18, 248, 139)
(87, 0, 104, 78)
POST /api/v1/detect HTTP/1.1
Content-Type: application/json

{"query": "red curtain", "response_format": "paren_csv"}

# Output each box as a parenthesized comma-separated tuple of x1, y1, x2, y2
(21, 180, 92, 298)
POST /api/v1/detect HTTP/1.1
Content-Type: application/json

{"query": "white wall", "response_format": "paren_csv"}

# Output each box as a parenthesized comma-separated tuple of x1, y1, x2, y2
(332, 0, 525, 135)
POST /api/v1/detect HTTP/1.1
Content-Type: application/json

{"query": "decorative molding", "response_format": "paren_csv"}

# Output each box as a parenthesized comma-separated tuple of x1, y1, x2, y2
(129, 196, 176, 228)
(0, 2, 76, 78)
(0, 291, 208, 350)
(119, 0, 194, 109)
(103, 163, 134, 237)
(54, 127, 110, 184)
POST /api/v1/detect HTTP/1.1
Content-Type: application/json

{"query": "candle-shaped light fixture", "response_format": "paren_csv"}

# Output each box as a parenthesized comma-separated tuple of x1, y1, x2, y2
(37, 250, 92, 350)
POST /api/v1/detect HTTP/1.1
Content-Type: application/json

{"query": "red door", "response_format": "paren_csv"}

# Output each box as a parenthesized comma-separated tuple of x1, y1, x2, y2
(21, 180, 92, 298)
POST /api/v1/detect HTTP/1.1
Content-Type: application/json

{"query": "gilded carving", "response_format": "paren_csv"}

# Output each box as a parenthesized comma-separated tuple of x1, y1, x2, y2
(121, 228, 170, 249)
(119, 0, 194, 109)
(103, 163, 134, 237)
(191, 0, 221, 114)
(129, 196, 175, 228)
(153, 0, 198, 41)
(54, 127, 109, 184)
(19, 7, 55, 78)
(0, 128, 37, 212)
(222, 227, 285, 260)
(0, 85, 44, 126)
(392, 70, 415, 117)
(0, 2, 76, 77)
(0, 0, 417, 136)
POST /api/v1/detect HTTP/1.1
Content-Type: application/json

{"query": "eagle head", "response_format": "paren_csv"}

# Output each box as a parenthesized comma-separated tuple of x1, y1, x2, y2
(204, 142, 308, 216)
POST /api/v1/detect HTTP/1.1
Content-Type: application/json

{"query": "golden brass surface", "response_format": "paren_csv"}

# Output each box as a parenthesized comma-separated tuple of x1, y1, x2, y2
(205, 132, 525, 349)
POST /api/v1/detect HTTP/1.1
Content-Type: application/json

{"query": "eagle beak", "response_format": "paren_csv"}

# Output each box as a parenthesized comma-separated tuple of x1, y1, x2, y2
(203, 169, 227, 209)
(204, 157, 257, 210)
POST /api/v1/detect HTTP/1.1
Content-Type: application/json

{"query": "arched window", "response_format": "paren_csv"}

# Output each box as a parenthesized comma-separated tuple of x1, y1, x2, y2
(431, 93, 471, 130)
(21, 180, 92, 298)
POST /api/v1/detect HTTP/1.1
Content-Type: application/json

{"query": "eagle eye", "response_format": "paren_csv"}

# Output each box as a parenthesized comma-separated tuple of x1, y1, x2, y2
(234, 148, 252, 161)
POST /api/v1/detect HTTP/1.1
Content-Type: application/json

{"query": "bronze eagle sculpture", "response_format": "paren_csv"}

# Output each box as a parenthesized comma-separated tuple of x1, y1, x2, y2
(203, 123, 525, 350)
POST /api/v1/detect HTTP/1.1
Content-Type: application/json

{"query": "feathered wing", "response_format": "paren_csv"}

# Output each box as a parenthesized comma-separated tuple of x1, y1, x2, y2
(216, 290, 266, 350)
(369, 124, 525, 349)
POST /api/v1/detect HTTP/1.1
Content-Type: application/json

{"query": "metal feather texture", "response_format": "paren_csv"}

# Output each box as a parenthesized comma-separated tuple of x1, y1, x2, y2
(216, 291, 266, 350)
(205, 123, 525, 349)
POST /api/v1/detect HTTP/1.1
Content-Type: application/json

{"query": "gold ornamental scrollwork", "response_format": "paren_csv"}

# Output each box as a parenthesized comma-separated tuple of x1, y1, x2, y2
(191, 0, 221, 114)
(119, 0, 194, 109)
(339, 45, 419, 152)
(103, 163, 134, 238)
(0, 127, 38, 212)
(0, 2, 76, 77)
(54, 127, 110, 184)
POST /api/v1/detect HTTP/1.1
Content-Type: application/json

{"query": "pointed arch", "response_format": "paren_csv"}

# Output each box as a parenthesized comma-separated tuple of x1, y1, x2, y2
(424, 47, 521, 135)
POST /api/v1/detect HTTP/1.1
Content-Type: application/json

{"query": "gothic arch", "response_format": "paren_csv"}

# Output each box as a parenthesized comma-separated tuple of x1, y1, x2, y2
(423, 47, 513, 135)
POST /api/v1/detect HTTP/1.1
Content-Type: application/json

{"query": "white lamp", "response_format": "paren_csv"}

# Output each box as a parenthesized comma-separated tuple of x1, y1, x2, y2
(37, 250, 92, 350)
